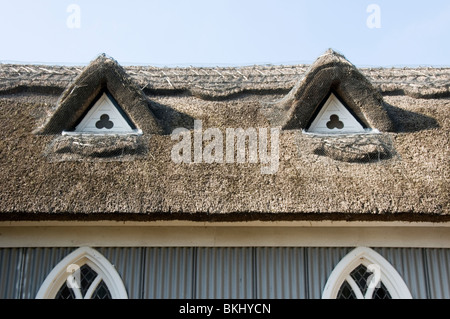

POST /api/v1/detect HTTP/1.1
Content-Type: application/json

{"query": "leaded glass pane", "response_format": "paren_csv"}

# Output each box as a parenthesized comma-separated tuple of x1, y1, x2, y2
(373, 283, 392, 299)
(91, 280, 112, 299)
(337, 280, 357, 299)
(55, 282, 76, 299)
(80, 264, 98, 296)
(350, 264, 371, 295)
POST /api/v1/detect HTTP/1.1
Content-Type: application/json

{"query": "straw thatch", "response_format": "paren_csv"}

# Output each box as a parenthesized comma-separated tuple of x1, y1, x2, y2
(0, 51, 448, 222)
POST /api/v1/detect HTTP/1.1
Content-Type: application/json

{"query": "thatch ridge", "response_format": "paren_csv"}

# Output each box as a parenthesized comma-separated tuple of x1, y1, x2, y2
(1, 61, 448, 100)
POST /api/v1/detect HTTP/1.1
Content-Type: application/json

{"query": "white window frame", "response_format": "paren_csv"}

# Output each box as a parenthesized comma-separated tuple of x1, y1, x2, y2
(62, 93, 142, 136)
(322, 247, 412, 299)
(36, 247, 128, 299)
(305, 93, 377, 135)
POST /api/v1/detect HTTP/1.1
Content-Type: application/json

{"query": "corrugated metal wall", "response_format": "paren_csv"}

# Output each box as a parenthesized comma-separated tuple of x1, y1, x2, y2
(0, 248, 23, 299)
(373, 248, 428, 299)
(196, 247, 254, 299)
(1, 247, 449, 299)
(143, 247, 195, 299)
(425, 249, 450, 299)
(256, 247, 307, 299)
(0, 248, 75, 299)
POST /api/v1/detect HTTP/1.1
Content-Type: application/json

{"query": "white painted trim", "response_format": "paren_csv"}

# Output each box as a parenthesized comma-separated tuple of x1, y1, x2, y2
(2, 225, 449, 248)
(322, 247, 413, 299)
(36, 247, 128, 299)
(346, 276, 364, 299)
(0, 220, 447, 228)
(307, 93, 366, 134)
(74, 93, 135, 134)
(301, 128, 379, 136)
(62, 129, 143, 136)
(84, 275, 102, 299)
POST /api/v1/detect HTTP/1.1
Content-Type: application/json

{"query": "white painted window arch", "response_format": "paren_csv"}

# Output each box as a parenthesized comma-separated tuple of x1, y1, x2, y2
(36, 247, 128, 299)
(322, 247, 412, 299)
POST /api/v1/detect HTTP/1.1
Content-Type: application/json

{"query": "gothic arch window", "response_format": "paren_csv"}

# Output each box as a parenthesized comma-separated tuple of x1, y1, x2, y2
(322, 247, 412, 299)
(36, 247, 128, 299)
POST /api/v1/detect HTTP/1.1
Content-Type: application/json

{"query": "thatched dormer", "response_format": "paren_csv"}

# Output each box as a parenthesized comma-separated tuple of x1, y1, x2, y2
(264, 49, 395, 133)
(36, 54, 162, 135)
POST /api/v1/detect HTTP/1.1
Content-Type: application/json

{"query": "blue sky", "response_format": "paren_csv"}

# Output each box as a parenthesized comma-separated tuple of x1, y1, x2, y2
(0, 0, 449, 67)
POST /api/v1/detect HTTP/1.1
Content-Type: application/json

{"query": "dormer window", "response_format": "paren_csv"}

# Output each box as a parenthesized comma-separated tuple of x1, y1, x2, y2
(266, 49, 394, 134)
(37, 55, 162, 161)
(62, 91, 141, 136)
(306, 92, 370, 134)
(36, 54, 162, 136)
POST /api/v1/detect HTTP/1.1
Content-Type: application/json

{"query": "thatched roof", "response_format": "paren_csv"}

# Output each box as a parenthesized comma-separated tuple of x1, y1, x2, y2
(0, 51, 448, 222)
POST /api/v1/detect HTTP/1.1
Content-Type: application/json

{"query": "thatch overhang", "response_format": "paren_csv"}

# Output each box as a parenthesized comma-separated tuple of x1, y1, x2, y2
(0, 52, 448, 223)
